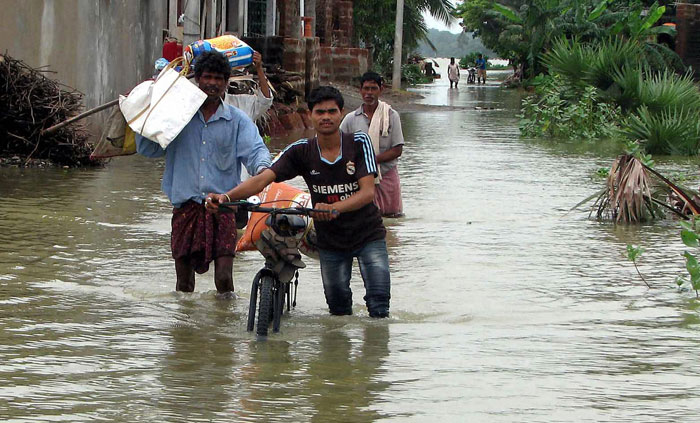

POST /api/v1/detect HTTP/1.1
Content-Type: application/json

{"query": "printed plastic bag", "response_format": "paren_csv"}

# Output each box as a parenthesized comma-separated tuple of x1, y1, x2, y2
(119, 58, 207, 149)
(185, 35, 254, 69)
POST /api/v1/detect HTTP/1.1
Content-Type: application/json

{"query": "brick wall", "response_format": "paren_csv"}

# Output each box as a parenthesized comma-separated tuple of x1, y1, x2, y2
(676, 3, 700, 72)
(318, 47, 369, 81)
(282, 37, 306, 75)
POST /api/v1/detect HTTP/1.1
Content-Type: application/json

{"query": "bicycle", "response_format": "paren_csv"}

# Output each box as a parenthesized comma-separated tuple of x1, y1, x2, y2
(220, 199, 333, 336)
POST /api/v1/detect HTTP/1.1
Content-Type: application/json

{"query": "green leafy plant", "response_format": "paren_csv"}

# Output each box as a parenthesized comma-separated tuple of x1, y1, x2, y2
(678, 219, 700, 298)
(585, 38, 644, 91)
(594, 167, 610, 179)
(626, 244, 650, 288)
(262, 135, 271, 145)
(540, 37, 594, 88)
(623, 139, 654, 168)
(637, 70, 700, 115)
(401, 64, 432, 85)
(519, 76, 620, 140)
(621, 106, 700, 155)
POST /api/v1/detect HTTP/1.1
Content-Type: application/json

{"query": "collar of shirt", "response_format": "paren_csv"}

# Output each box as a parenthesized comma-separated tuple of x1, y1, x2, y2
(196, 99, 233, 124)
(355, 104, 373, 119)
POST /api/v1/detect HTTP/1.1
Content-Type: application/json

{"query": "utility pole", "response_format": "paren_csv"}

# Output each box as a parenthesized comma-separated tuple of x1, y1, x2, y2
(392, 0, 404, 92)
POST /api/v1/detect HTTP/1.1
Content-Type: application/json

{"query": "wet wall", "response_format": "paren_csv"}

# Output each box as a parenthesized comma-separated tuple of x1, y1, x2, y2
(0, 0, 168, 132)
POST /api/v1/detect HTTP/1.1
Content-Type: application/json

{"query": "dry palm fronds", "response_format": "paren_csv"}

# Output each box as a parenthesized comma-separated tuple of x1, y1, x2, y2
(587, 154, 700, 223)
(0, 53, 94, 166)
(605, 154, 654, 222)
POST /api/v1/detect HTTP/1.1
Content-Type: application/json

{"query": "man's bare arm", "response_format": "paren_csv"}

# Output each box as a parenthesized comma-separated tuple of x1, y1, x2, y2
(375, 145, 403, 164)
(205, 169, 276, 212)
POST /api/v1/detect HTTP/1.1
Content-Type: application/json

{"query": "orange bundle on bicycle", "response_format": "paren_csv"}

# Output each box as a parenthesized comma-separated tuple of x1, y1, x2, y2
(236, 182, 313, 253)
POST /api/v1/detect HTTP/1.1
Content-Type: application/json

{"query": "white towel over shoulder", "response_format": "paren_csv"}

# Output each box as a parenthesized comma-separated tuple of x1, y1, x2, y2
(367, 100, 391, 183)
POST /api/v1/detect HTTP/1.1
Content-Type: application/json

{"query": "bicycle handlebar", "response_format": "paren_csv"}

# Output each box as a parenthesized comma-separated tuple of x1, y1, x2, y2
(219, 200, 337, 216)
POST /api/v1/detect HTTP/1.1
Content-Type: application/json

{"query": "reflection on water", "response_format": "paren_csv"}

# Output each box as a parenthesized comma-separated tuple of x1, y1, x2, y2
(2, 79, 700, 422)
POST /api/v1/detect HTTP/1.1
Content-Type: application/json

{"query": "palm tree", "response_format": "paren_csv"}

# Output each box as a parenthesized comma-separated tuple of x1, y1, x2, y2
(354, 0, 454, 74)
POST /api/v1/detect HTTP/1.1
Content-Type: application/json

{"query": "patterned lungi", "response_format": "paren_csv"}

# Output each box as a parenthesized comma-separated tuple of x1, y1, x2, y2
(171, 200, 237, 274)
(375, 166, 403, 216)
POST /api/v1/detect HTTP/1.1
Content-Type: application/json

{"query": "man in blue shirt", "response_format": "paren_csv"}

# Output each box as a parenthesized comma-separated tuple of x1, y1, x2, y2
(475, 54, 487, 84)
(136, 51, 271, 295)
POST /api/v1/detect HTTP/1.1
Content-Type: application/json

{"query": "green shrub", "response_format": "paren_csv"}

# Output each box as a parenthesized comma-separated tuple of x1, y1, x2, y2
(637, 70, 700, 115)
(620, 106, 700, 155)
(585, 38, 645, 91)
(540, 37, 593, 88)
(606, 65, 644, 113)
(401, 64, 431, 85)
(519, 76, 620, 140)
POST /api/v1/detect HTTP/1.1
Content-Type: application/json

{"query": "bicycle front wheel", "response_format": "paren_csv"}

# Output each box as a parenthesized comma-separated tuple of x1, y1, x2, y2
(256, 276, 275, 336)
(272, 282, 286, 332)
(246, 276, 259, 332)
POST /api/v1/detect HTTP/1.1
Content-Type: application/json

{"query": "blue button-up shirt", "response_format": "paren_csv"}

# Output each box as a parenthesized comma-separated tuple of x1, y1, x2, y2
(136, 101, 271, 208)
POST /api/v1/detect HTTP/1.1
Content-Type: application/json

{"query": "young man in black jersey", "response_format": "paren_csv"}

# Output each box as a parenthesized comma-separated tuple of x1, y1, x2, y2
(205, 86, 391, 318)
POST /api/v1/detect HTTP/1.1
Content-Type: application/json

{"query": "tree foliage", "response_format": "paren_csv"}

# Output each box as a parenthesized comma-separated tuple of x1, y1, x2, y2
(452, 0, 684, 79)
(354, 0, 455, 77)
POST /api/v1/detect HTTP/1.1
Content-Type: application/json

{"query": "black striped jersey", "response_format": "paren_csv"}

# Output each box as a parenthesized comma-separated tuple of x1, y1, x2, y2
(270, 131, 386, 251)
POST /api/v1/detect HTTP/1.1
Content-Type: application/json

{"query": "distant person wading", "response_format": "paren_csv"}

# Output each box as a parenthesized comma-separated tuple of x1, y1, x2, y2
(476, 54, 487, 84)
(448, 57, 460, 89)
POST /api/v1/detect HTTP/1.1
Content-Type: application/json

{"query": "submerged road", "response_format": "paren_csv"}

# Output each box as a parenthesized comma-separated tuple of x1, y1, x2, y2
(1, 68, 700, 422)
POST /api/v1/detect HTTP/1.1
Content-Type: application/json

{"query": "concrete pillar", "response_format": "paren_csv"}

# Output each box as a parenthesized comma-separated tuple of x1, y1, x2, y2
(221, 0, 227, 34)
(184, 0, 201, 46)
(243, 0, 249, 35)
(168, 0, 178, 38)
(392, 0, 404, 91)
(266, 0, 276, 36)
(305, 0, 315, 36)
(208, 0, 217, 37)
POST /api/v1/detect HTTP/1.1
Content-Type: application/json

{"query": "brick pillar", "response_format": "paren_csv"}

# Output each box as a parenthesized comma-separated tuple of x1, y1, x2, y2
(676, 3, 700, 72)
(316, 0, 333, 46)
(304, 37, 320, 97)
(282, 37, 305, 74)
(337, 1, 353, 47)
(278, 0, 301, 38)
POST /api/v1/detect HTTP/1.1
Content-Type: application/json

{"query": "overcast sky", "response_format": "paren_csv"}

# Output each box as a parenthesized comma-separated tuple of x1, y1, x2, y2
(422, 2, 462, 34)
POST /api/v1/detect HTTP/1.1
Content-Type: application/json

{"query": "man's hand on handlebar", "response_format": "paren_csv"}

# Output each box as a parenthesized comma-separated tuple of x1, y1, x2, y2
(312, 203, 339, 221)
(204, 193, 237, 213)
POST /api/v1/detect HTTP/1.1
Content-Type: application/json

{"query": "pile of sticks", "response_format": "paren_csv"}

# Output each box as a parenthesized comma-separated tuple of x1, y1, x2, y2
(0, 53, 94, 166)
(265, 65, 304, 104)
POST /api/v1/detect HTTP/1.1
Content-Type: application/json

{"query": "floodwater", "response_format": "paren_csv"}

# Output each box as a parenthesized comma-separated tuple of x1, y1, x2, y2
(2, 69, 700, 422)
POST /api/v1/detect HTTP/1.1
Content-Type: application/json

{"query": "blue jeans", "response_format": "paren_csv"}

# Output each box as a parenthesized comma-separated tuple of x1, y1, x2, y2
(318, 239, 391, 318)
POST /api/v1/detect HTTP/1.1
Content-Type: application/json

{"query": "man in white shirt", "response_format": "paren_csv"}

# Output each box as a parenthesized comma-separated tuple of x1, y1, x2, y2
(340, 72, 404, 217)
(224, 51, 273, 122)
